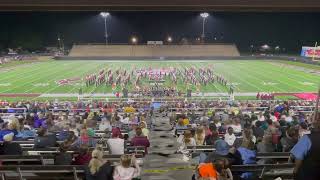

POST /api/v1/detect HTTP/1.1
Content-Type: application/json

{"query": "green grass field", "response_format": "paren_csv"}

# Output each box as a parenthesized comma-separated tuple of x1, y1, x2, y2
(0, 60, 319, 96)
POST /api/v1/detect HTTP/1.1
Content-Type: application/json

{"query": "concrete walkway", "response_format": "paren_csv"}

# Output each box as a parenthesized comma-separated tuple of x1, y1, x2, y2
(141, 111, 194, 180)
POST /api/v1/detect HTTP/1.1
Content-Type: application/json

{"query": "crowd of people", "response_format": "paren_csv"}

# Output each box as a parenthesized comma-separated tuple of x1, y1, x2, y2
(0, 100, 154, 180)
(170, 100, 317, 180)
(0, 98, 318, 180)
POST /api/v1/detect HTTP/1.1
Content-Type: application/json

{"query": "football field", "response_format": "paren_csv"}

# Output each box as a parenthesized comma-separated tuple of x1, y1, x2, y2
(0, 60, 319, 97)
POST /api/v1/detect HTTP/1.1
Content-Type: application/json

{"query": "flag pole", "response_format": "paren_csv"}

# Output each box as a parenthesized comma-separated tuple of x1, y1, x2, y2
(314, 86, 320, 123)
(312, 41, 318, 61)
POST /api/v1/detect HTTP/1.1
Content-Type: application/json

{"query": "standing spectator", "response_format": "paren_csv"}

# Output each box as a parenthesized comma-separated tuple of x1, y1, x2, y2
(85, 148, 113, 180)
(290, 121, 320, 180)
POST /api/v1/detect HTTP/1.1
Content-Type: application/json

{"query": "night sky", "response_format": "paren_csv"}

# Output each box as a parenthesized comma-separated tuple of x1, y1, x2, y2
(0, 12, 320, 53)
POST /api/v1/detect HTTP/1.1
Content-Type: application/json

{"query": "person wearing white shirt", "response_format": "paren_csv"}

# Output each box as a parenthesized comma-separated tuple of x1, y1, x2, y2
(224, 127, 236, 146)
(113, 154, 140, 180)
(107, 131, 124, 155)
(99, 118, 112, 131)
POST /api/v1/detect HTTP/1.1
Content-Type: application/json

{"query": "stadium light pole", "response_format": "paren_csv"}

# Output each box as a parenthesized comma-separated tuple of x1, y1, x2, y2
(200, 12, 209, 42)
(100, 12, 110, 45)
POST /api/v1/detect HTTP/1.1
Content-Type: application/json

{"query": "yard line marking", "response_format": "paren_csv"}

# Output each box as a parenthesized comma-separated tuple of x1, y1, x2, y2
(0, 61, 76, 93)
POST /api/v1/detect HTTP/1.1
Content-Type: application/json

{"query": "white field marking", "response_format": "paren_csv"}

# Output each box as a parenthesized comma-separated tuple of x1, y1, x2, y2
(0, 62, 50, 81)
(2, 62, 76, 93)
(46, 63, 104, 95)
(252, 63, 308, 92)
(0, 62, 61, 92)
(66, 63, 109, 94)
(238, 62, 295, 92)
(299, 82, 315, 86)
(26, 62, 92, 93)
(33, 83, 49, 87)
(267, 62, 319, 87)
(262, 82, 278, 86)
(227, 82, 241, 86)
(193, 62, 225, 93)
(0, 83, 11, 86)
(217, 63, 263, 92)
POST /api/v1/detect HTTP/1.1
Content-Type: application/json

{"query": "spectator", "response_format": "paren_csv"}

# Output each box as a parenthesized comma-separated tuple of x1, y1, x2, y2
(224, 127, 236, 146)
(195, 127, 206, 145)
(290, 121, 320, 180)
(205, 124, 219, 145)
(0, 133, 22, 155)
(177, 130, 196, 155)
(99, 117, 112, 131)
(58, 124, 71, 141)
(73, 145, 92, 165)
(280, 126, 299, 152)
(85, 148, 113, 180)
(298, 122, 310, 138)
(34, 127, 57, 148)
(140, 121, 149, 139)
(131, 127, 150, 155)
(128, 124, 137, 141)
(54, 142, 72, 165)
(75, 128, 96, 148)
(0, 122, 18, 141)
(107, 128, 124, 155)
(113, 154, 141, 180)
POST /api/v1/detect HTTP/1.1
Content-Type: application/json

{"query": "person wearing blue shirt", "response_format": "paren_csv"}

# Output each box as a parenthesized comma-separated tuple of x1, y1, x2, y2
(290, 122, 320, 180)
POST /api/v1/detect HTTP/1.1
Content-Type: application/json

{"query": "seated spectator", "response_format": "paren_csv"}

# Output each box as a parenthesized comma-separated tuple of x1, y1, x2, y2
(280, 126, 299, 152)
(58, 124, 71, 141)
(0, 122, 18, 141)
(107, 128, 124, 155)
(224, 127, 236, 146)
(99, 117, 112, 131)
(34, 113, 45, 128)
(85, 148, 113, 180)
(75, 128, 96, 148)
(195, 127, 205, 145)
(16, 125, 36, 140)
(230, 118, 242, 135)
(196, 158, 231, 180)
(205, 124, 219, 145)
(140, 121, 149, 139)
(34, 127, 57, 148)
(252, 121, 264, 141)
(237, 140, 256, 180)
(128, 124, 137, 141)
(54, 142, 72, 165)
(113, 154, 141, 180)
(73, 145, 92, 165)
(131, 127, 150, 155)
(0, 133, 22, 155)
(177, 130, 196, 155)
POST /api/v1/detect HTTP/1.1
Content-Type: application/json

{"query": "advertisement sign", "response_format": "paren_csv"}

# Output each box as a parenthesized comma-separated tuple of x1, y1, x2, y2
(301, 46, 320, 58)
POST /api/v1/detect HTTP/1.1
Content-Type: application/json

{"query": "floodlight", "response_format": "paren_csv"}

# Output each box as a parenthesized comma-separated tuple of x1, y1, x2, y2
(167, 36, 172, 42)
(100, 12, 110, 18)
(200, 12, 209, 18)
(131, 37, 137, 44)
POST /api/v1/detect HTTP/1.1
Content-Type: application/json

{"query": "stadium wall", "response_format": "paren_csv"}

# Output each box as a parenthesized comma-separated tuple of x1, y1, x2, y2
(68, 44, 240, 58)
